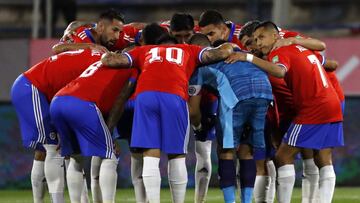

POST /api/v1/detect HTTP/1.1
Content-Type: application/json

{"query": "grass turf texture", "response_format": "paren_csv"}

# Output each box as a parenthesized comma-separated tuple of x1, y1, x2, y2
(0, 187, 359, 203)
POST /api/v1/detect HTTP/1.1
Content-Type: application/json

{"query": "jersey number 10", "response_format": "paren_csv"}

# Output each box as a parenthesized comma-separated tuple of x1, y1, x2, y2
(148, 47, 184, 65)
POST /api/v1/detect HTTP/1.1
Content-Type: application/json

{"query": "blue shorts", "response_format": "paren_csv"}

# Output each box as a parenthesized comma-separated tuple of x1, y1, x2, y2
(283, 122, 344, 149)
(10, 74, 57, 151)
(130, 92, 190, 154)
(50, 96, 114, 158)
(197, 99, 218, 141)
(216, 98, 270, 149)
(116, 100, 135, 141)
(254, 117, 276, 160)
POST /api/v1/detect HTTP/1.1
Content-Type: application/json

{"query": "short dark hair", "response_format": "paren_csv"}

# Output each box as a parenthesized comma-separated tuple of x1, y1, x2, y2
(239, 20, 261, 40)
(99, 8, 125, 23)
(212, 39, 227, 47)
(198, 10, 225, 27)
(170, 13, 194, 32)
(142, 23, 168, 45)
(188, 33, 211, 46)
(254, 21, 279, 33)
(156, 33, 178, 45)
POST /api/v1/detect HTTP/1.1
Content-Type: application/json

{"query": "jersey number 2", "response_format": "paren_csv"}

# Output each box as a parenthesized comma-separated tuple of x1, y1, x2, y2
(148, 47, 184, 65)
(307, 55, 328, 88)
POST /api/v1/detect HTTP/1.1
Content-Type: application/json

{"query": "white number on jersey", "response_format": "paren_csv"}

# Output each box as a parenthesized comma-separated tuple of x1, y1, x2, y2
(50, 49, 85, 61)
(79, 61, 102, 78)
(148, 47, 184, 65)
(307, 54, 328, 88)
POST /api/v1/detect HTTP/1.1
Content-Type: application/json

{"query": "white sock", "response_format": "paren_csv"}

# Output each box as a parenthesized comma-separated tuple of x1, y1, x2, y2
(302, 159, 319, 203)
(143, 157, 161, 203)
(99, 155, 118, 203)
(44, 144, 65, 203)
(266, 160, 276, 203)
(277, 164, 295, 203)
(254, 175, 270, 203)
(131, 154, 147, 203)
(319, 165, 336, 203)
(194, 140, 212, 203)
(91, 156, 102, 203)
(67, 157, 84, 203)
(168, 157, 188, 203)
(31, 160, 46, 203)
(81, 177, 89, 203)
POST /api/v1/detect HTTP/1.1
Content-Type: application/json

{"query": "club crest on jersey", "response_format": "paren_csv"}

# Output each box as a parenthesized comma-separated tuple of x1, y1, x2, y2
(49, 132, 57, 140)
(272, 55, 279, 63)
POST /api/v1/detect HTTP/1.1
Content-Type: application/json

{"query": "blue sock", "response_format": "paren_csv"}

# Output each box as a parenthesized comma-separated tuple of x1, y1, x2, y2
(218, 159, 236, 203)
(222, 186, 236, 203)
(239, 159, 256, 203)
(241, 187, 254, 203)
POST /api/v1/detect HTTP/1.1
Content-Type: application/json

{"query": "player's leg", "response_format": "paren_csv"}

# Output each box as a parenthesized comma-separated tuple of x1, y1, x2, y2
(253, 156, 270, 203)
(194, 99, 216, 203)
(266, 159, 276, 203)
(131, 151, 147, 203)
(217, 148, 236, 203)
(131, 92, 162, 203)
(11, 74, 54, 203)
(194, 140, 212, 203)
(314, 148, 335, 203)
(32, 150, 46, 203)
(90, 156, 102, 203)
(237, 144, 256, 203)
(160, 92, 190, 203)
(300, 149, 319, 203)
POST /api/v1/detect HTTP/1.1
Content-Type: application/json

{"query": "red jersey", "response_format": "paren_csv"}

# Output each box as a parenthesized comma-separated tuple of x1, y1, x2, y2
(268, 76, 296, 122)
(127, 44, 205, 100)
(24, 49, 102, 101)
(326, 71, 345, 101)
(268, 45, 342, 124)
(112, 24, 142, 51)
(56, 61, 138, 115)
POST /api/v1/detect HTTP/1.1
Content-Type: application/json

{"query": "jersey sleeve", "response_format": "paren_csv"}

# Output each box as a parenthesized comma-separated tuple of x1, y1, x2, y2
(125, 47, 142, 68)
(72, 27, 95, 43)
(269, 49, 291, 72)
(314, 51, 326, 65)
(189, 45, 211, 65)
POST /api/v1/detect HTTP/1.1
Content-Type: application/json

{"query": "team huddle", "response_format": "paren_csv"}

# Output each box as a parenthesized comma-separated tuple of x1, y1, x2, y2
(11, 8, 344, 203)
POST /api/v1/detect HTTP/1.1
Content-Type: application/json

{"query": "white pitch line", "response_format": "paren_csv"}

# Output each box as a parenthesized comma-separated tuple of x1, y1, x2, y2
(336, 56, 360, 82)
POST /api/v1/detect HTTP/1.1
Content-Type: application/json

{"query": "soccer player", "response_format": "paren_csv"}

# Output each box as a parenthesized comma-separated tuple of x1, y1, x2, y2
(50, 52, 139, 203)
(101, 30, 236, 203)
(228, 21, 343, 203)
(11, 49, 103, 203)
(189, 34, 272, 203)
(108, 23, 169, 203)
(198, 10, 243, 48)
(168, 13, 219, 203)
(52, 9, 126, 54)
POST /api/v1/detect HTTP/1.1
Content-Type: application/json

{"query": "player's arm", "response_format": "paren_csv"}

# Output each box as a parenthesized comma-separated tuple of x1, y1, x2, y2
(225, 52, 286, 78)
(273, 37, 326, 51)
(106, 80, 136, 134)
(52, 43, 108, 54)
(323, 59, 339, 71)
(200, 42, 236, 64)
(101, 52, 132, 68)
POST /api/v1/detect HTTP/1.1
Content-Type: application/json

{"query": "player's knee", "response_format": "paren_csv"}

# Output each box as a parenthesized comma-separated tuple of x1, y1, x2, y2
(143, 149, 161, 158)
(237, 144, 253, 159)
(34, 150, 46, 161)
(256, 160, 267, 175)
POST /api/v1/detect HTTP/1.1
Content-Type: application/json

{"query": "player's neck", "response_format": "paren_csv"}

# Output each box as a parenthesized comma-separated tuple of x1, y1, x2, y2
(90, 28, 101, 44)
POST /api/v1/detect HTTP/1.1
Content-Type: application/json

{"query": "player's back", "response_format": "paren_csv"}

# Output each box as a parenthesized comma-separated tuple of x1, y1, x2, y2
(56, 61, 138, 115)
(128, 44, 204, 100)
(269, 45, 342, 124)
(24, 49, 102, 101)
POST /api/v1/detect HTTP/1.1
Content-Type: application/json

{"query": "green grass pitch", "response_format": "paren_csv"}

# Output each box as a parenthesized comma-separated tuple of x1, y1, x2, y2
(0, 187, 359, 203)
